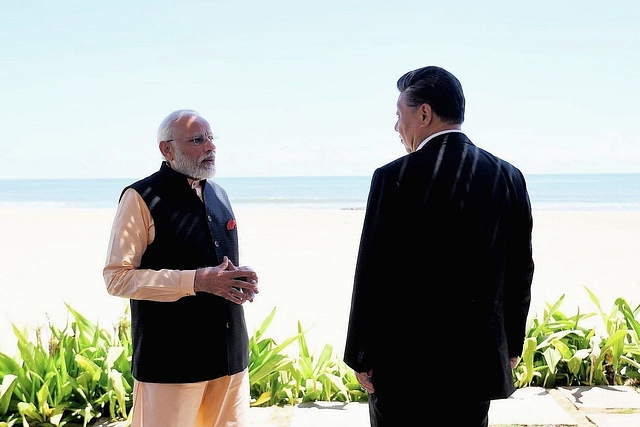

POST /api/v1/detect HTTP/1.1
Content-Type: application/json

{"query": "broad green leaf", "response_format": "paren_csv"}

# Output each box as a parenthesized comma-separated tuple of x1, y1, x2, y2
(530, 295, 566, 337)
(251, 391, 271, 407)
(542, 348, 561, 375)
(567, 355, 583, 375)
(521, 337, 536, 386)
(550, 339, 573, 359)
(108, 369, 129, 419)
(17, 401, 44, 423)
(313, 345, 334, 376)
(0, 374, 18, 415)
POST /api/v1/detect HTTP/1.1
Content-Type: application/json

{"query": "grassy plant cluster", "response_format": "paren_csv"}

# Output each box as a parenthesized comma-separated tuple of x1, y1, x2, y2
(0, 288, 639, 426)
(0, 304, 131, 427)
(248, 308, 366, 407)
(513, 287, 640, 389)
(0, 305, 364, 426)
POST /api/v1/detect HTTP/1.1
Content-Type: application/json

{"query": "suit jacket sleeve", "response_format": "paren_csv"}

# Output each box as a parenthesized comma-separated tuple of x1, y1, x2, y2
(503, 167, 535, 357)
(344, 168, 395, 372)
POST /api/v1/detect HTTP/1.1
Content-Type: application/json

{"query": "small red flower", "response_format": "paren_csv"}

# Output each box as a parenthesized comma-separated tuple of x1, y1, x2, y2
(226, 219, 237, 230)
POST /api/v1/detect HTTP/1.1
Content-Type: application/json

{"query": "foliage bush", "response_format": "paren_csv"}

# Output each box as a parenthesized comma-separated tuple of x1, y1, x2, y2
(513, 287, 640, 389)
(0, 305, 131, 426)
(0, 305, 364, 426)
(0, 287, 639, 426)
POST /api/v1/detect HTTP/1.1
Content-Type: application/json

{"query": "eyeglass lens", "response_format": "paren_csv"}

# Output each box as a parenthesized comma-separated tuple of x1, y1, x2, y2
(192, 134, 214, 145)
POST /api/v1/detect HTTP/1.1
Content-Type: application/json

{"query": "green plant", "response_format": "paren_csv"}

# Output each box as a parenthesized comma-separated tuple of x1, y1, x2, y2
(513, 287, 640, 389)
(248, 308, 367, 407)
(248, 307, 300, 406)
(0, 304, 133, 426)
(2, 288, 640, 426)
(276, 320, 366, 405)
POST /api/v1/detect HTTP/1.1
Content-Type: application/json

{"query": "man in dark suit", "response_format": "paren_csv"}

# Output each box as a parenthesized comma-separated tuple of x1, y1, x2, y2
(344, 66, 534, 426)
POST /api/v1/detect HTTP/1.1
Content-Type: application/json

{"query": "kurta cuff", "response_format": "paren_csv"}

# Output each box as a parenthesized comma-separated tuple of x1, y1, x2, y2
(181, 270, 196, 296)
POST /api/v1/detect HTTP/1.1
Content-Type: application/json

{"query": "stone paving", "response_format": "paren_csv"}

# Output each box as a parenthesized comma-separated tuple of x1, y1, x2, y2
(249, 386, 640, 427)
(94, 385, 640, 426)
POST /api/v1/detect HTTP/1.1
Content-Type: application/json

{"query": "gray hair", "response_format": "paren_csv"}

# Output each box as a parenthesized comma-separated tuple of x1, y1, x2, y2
(157, 109, 201, 142)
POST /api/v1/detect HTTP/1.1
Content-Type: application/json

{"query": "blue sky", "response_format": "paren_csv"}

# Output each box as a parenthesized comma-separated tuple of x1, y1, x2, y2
(2, 0, 638, 179)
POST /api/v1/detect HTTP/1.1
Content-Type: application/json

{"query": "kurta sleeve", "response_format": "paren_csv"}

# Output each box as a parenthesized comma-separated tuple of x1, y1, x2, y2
(103, 188, 196, 302)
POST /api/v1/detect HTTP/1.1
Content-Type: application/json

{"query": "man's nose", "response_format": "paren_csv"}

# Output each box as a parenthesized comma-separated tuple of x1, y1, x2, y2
(394, 121, 399, 132)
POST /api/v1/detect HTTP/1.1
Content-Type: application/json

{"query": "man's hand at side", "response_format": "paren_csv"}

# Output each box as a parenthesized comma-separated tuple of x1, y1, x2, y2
(510, 357, 520, 370)
(194, 256, 259, 304)
(356, 370, 374, 394)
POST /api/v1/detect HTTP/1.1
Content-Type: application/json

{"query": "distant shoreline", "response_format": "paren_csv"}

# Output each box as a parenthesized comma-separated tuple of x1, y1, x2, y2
(0, 173, 639, 211)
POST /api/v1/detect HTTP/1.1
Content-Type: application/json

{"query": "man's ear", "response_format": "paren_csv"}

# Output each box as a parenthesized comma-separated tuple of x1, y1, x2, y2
(420, 104, 433, 124)
(159, 141, 174, 161)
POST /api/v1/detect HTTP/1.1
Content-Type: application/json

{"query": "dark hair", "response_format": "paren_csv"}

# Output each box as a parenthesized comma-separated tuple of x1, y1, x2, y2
(396, 66, 465, 124)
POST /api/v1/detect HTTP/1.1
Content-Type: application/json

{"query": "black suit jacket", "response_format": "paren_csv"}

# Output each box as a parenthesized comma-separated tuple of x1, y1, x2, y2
(344, 132, 534, 400)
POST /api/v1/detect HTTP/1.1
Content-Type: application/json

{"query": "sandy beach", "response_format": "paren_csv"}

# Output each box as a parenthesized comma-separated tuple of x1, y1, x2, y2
(1, 206, 639, 358)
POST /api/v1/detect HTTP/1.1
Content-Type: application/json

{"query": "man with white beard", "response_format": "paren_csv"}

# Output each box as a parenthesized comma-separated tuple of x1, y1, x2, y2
(104, 109, 259, 427)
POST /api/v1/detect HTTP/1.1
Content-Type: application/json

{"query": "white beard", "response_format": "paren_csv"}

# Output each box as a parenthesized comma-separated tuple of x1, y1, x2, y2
(171, 145, 216, 180)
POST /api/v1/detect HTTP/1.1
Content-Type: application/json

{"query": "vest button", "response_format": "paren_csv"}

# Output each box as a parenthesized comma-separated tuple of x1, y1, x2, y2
(214, 240, 220, 247)
(207, 215, 212, 221)
(226, 322, 230, 328)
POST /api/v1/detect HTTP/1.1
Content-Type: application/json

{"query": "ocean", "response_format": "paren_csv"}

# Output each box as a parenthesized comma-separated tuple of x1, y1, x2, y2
(0, 174, 639, 211)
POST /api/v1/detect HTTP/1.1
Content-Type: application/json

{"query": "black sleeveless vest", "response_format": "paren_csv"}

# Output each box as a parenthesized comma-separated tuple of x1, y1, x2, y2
(124, 163, 249, 383)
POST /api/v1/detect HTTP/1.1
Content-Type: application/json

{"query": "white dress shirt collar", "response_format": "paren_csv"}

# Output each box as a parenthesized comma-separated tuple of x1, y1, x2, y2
(415, 129, 464, 151)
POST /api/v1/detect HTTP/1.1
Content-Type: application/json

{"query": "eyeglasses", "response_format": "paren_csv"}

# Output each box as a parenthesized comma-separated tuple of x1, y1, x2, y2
(166, 134, 216, 146)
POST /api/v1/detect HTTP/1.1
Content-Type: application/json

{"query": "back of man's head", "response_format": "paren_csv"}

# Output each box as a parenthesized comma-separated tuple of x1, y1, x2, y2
(396, 66, 465, 125)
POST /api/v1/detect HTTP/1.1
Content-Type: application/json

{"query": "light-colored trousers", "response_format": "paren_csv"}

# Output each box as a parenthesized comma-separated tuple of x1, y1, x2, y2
(130, 368, 250, 427)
